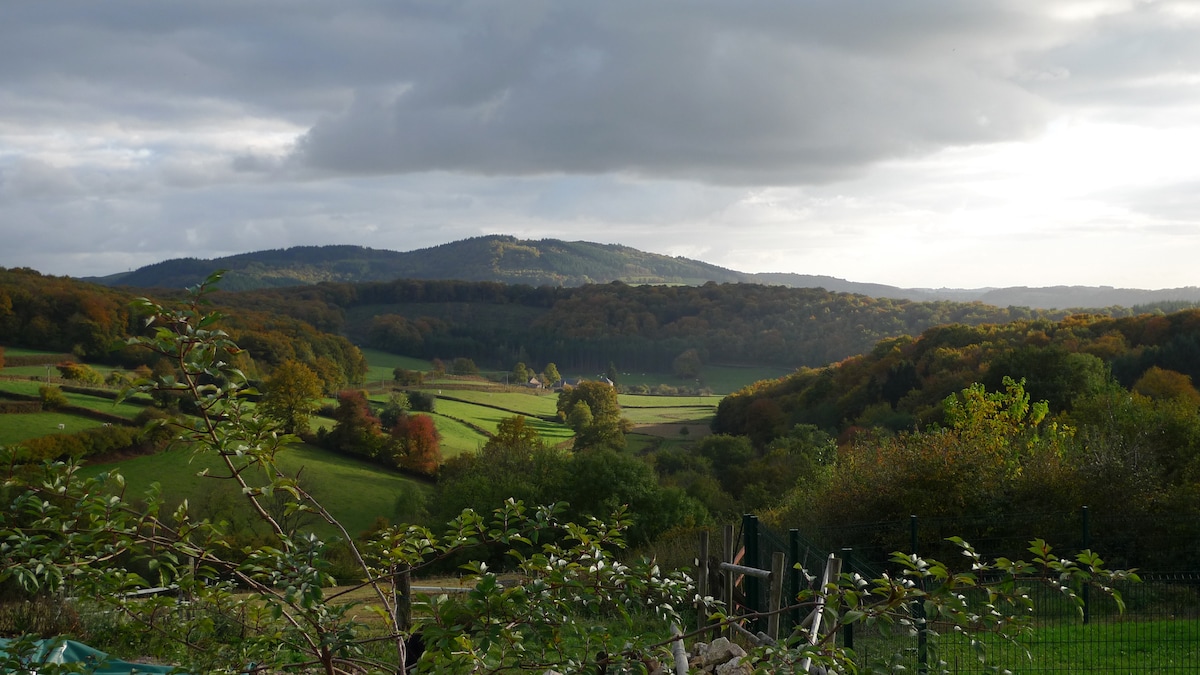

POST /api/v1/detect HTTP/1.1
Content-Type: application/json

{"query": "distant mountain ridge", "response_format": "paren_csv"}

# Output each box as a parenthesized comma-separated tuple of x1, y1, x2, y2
(85, 235, 1200, 310)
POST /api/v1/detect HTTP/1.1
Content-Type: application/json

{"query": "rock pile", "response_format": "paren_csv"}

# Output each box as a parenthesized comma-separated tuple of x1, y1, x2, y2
(686, 636, 752, 675)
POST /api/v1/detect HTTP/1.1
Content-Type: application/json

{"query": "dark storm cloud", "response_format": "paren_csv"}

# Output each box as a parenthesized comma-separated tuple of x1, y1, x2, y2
(291, 1, 1057, 183)
(3, 1, 1199, 285)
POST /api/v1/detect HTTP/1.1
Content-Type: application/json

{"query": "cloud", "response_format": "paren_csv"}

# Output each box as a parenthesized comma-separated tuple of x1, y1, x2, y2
(2, 1, 1199, 288)
(291, 2, 1060, 184)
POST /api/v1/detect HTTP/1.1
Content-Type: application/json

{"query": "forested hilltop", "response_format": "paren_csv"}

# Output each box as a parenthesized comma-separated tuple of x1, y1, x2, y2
(212, 278, 1101, 373)
(716, 310, 1200, 440)
(86, 235, 1200, 309)
(0, 267, 367, 384)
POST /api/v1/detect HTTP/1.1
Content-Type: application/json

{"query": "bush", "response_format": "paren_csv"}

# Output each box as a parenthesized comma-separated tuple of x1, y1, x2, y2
(38, 385, 68, 410)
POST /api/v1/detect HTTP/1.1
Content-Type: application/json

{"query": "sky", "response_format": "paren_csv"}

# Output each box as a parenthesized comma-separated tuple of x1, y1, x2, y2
(2, 1, 1199, 290)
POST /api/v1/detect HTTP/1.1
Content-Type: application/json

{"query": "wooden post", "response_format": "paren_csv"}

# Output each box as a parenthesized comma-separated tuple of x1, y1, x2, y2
(767, 551, 786, 642)
(723, 523, 735, 639)
(698, 530, 710, 632)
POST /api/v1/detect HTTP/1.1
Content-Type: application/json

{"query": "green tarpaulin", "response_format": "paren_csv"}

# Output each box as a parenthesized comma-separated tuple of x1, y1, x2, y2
(0, 637, 186, 674)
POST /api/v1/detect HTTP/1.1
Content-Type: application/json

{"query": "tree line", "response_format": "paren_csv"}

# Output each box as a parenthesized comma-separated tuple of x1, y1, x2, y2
(212, 277, 1120, 373)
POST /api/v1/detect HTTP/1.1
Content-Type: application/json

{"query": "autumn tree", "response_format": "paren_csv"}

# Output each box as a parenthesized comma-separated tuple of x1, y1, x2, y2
(311, 355, 347, 396)
(1132, 366, 1200, 406)
(390, 413, 441, 475)
(56, 361, 103, 386)
(556, 380, 628, 450)
(324, 389, 383, 459)
(0, 346, 5, 370)
(392, 367, 423, 386)
(260, 359, 324, 434)
(450, 357, 478, 375)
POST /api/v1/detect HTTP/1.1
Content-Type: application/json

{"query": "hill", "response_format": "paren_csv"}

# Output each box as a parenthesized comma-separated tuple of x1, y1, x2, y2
(85, 235, 1200, 310)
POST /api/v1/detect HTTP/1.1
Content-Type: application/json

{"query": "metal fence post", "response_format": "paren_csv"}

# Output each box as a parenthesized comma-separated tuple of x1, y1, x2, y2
(723, 523, 735, 639)
(744, 514, 761, 630)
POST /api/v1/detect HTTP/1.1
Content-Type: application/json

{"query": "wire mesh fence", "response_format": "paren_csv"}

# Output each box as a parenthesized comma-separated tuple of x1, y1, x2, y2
(727, 508, 1200, 673)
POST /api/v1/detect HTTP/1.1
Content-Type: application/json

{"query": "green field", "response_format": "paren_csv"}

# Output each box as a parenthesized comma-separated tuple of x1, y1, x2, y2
(0, 412, 107, 446)
(0, 379, 150, 419)
(0, 346, 71, 357)
(430, 413, 487, 457)
(82, 442, 430, 537)
(357, 348, 431, 384)
(432, 389, 559, 418)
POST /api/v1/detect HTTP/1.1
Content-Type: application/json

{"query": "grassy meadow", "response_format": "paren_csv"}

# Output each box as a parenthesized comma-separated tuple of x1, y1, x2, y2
(0, 411, 107, 446)
(82, 443, 430, 538)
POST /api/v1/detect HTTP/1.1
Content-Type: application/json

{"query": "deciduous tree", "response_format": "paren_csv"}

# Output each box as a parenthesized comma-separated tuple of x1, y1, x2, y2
(557, 380, 627, 450)
(260, 359, 324, 434)
(390, 413, 441, 475)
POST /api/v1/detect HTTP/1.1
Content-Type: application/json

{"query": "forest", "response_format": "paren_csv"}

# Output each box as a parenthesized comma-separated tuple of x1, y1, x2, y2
(209, 276, 1104, 374)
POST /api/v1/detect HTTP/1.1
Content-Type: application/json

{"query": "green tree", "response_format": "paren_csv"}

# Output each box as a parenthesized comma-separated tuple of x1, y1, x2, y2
(557, 380, 628, 450)
(433, 416, 569, 522)
(510, 361, 530, 385)
(379, 391, 411, 429)
(260, 359, 324, 434)
(542, 362, 561, 386)
(450, 357, 478, 375)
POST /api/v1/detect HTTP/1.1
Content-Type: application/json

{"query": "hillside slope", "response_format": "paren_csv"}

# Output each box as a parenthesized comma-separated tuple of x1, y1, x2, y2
(86, 235, 1200, 310)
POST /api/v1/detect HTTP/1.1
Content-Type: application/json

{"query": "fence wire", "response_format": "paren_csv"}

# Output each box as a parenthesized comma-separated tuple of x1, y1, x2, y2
(733, 509, 1200, 673)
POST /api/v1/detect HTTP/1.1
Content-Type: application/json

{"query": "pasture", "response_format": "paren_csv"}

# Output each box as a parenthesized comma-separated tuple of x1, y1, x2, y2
(0, 378, 150, 419)
(0, 411, 107, 446)
(82, 442, 430, 537)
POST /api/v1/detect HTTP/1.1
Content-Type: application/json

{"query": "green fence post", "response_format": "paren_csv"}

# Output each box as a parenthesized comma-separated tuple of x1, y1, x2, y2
(744, 514, 761, 630)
